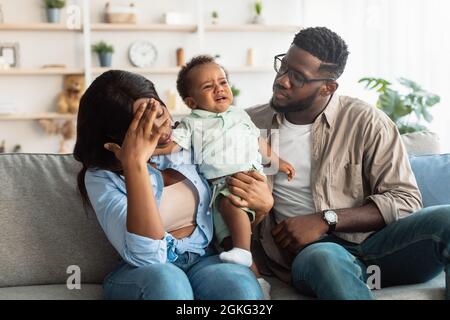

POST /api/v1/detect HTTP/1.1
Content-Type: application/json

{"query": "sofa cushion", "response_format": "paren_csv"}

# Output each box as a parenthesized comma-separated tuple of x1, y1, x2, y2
(402, 131, 441, 155)
(0, 284, 104, 300)
(267, 272, 445, 300)
(0, 154, 120, 288)
(409, 154, 450, 207)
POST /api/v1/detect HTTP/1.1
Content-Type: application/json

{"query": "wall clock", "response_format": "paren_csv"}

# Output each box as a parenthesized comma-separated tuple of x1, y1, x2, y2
(128, 40, 157, 68)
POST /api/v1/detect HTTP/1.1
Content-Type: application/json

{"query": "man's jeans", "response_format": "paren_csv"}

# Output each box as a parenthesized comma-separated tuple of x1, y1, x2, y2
(103, 247, 263, 300)
(292, 205, 450, 300)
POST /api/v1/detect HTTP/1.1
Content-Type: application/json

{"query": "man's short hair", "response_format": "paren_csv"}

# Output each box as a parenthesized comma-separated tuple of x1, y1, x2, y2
(176, 55, 228, 100)
(292, 27, 349, 79)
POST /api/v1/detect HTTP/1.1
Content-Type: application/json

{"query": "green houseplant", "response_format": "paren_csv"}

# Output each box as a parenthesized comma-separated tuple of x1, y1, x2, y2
(211, 11, 219, 25)
(231, 84, 241, 106)
(92, 41, 114, 67)
(359, 77, 440, 134)
(43, 0, 66, 23)
(252, 1, 265, 24)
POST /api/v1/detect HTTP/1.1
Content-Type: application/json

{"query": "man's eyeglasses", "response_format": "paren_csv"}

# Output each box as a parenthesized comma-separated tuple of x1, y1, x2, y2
(273, 54, 335, 88)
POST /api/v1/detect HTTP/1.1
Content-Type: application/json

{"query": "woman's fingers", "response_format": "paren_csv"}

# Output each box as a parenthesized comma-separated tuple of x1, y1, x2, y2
(129, 103, 147, 131)
(142, 103, 159, 137)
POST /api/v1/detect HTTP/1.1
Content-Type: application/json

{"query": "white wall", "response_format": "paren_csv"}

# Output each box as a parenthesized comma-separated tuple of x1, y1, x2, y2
(302, 0, 450, 152)
(1, 0, 449, 153)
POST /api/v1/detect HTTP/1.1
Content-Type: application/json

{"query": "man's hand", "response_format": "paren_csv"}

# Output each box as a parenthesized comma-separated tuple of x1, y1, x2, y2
(226, 171, 274, 225)
(272, 213, 329, 254)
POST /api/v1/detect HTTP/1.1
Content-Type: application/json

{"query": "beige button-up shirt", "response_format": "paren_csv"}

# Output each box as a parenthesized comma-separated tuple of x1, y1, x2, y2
(248, 94, 422, 244)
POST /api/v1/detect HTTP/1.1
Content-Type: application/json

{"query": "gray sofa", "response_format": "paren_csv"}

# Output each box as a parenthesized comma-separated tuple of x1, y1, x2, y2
(0, 132, 446, 299)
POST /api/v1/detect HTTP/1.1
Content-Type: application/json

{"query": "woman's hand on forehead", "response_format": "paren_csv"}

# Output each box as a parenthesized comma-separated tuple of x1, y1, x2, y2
(133, 98, 164, 117)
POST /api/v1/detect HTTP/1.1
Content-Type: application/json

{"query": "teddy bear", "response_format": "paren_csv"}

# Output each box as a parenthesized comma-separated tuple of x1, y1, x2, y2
(38, 119, 76, 154)
(57, 74, 85, 114)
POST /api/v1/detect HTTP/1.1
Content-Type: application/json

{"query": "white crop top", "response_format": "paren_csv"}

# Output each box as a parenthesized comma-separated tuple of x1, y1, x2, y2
(159, 179, 198, 232)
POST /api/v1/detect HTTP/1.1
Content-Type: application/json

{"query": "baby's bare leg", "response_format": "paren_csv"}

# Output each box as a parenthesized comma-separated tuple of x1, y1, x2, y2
(219, 196, 251, 251)
(218, 197, 253, 267)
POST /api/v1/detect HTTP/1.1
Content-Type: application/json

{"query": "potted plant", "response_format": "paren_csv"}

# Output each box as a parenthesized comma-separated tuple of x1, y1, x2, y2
(211, 11, 219, 25)
(359, 77, 440, 134)
(43, 0, 66, 23)
(252, 1, 265, 24)
(92, 41, 114, 68)
(231, 84, 241, 106)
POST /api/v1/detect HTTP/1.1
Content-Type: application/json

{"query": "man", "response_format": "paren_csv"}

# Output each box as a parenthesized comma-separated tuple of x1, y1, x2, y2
(243, 26, 450, 299)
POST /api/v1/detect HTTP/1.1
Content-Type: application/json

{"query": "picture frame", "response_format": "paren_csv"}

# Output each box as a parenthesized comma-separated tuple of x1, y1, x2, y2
(0, 43, 20, 68)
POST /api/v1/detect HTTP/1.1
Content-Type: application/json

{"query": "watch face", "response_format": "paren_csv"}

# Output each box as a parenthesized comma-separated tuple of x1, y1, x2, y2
(129, 41, 157, 68)
(325, 210, 337, 224)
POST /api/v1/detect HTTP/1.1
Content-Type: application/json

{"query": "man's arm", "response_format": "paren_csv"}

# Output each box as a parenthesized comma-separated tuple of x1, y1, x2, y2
(272, 202, 384, 253)
(333, 202, 385, 233)
(273, 111, 421, 253)
(362, 116, 422, 224)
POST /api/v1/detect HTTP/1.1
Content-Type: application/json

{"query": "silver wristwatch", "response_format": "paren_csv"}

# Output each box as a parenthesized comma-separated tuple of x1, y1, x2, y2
(322, 210, 338, 234)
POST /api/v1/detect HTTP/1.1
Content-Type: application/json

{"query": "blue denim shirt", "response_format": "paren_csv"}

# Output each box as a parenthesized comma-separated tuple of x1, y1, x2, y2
(85, 149, 213, 267)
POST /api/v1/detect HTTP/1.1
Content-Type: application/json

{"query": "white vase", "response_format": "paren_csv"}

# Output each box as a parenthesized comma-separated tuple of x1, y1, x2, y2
(252, 15, 265, 24)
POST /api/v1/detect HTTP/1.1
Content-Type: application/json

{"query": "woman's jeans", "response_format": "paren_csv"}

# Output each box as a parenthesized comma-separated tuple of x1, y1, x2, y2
(103, 247, 263, 300)
(292, 205, 450, 300)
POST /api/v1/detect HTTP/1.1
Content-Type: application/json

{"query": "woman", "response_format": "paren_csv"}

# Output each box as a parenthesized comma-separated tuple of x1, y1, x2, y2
(73, 70, 273, 299)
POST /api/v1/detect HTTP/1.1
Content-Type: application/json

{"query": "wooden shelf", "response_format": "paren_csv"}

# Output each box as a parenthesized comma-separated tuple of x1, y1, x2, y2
(0, 113, 77, 121)
(90, 23, 197, 32)
(92, 67, 180, 75)
(205, 24, 302, 32)
(0, 23, 81, 32)
(0, 66, 272, 76)
(228, 66, 273, 73)
(0, 23, 299, 33)
(0, 68, 84, 75)
(92, 66, 272, 75)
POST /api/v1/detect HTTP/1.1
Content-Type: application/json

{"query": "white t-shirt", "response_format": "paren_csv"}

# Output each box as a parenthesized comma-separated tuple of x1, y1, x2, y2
(272, 116, 315, 223)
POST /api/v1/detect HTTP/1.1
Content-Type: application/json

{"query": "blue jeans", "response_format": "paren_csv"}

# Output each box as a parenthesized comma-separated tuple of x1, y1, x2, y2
(103, 247, 263, 300)
(291, 205, 450, 300)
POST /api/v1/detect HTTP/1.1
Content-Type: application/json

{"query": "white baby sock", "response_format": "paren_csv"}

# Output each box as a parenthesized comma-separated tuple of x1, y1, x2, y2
(257, 278, 272, 300)
(219, 247, 253, 267)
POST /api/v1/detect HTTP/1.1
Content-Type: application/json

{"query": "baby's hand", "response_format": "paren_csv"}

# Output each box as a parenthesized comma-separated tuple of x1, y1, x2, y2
(279, 158, 296, 181)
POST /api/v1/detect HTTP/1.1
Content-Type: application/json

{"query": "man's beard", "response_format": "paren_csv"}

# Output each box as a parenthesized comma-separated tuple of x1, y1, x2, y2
(270, 88, 320, 114)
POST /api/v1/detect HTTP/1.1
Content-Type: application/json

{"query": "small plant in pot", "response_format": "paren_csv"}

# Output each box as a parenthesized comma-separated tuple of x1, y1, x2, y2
(211, 11, 219, 25)
(44, 0, 66, 23)
(92, 41, 114, 68)
(231, 84, 241, 106)
(252, 1, 265, 24)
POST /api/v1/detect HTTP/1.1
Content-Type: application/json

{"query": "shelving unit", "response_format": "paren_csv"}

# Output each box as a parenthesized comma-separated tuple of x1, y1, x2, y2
(0, 23, 81, 32)
(0, 0, 302, 152)
(0, 68, 84, 75)
(0, 113, 76, 121)
(91, 66, 180, 75)
(91, 66, 272, 75)
(90, 23, 197, 32)
(205, 24, 301, 32)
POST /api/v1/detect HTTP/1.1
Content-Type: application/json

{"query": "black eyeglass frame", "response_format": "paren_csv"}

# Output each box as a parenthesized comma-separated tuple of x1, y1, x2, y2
(274, 53, 336, 88)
